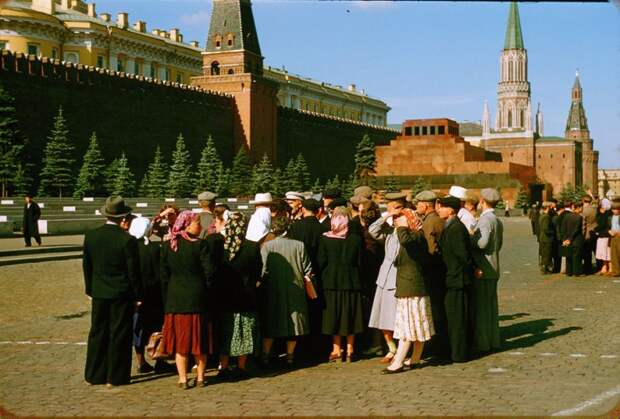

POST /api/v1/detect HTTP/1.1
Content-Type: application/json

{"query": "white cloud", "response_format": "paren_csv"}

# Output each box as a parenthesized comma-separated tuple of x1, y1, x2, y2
(350, 0, 397, 10)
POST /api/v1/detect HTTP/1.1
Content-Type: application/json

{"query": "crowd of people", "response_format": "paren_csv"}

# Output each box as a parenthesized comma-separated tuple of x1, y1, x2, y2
(82, 184, 504, 389)
(530, 195, 620, 277)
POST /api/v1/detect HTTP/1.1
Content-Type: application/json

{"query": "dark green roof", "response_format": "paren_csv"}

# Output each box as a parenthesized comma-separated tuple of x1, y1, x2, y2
(206, 0, 261, 55)
(538, 136, 569, 142)
(504, 2, 524, 50)
(459, 122, 483, 136)
(566, 73, 588, 132)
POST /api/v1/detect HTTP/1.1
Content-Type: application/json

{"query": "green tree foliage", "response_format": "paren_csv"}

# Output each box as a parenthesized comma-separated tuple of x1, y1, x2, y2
(104, 158, 120, 195)
(383, 174, 400, 193)
(138, 173, 149, 197)
(194, 135, 221, 194)
(295, 154, 311, 191)
(284, 158, 301, 191)
(410, 177, 431, 198)
(325, 174, 341, 194)
(558, 184, 587, 203)
(311, 178, 323, 194)
(353, 134, 377, 186)
(230, 148, 252, 197)
(38, 107, 75, 197)
(0, 82, 24, 197)
(167, 134, 194, 198)
(111, 152, 136, 196)
(342, 173, 358, 200)
(215, 162, 231, 197)
(73, 132, 106, 198)
(515, 186, 530, 209)
(271, 168, 287, 197)
(144, 146, 168, 198)
(12, 162, 32, 197)
(251, 153, 274, 194)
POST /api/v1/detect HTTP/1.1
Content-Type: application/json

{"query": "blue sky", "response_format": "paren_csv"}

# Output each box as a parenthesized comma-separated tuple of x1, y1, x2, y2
(97, 0, 619, 168)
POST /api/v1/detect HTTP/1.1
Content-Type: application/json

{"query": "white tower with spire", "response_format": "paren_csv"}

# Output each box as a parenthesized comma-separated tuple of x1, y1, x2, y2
(482, 100, 491, 138)
(535, 103, 544, 137)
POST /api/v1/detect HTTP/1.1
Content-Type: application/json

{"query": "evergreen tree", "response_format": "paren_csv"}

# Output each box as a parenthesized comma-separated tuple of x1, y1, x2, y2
(343, 173, 357, 199)
(73, 132, 106, 198)
(144, 146, 168, 198)
(38, 107, 75, 197)
(515, 186, 530, 210)
(138, 173, 150, 197)
(353, 134, 377, 186)
(284, 158, 301, 191)
(384, 175, 399, 193)
(0, 82, 24, 197)
(271, 168, 287, 197)
(295, 153, 311, 190)
(325, 174, 341, 193)
(167, 134, 194, 198)
(194, 135, 221, 194)
(12, 162, 32, 197)
(230, 148, 252, 197)
(215, 162, 231, 197)
(251, 153, 274, 194)
(410, 177, 431, 197)
(311, 178, 323, 194)
(104, 158, 120, 195)
(112, 152, 136, 196)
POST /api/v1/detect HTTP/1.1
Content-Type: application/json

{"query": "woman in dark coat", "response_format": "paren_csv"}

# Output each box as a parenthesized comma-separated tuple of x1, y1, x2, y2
(215, 212, 262, 379)
(318, 207, 365, 363)
(160, 211, 215, 389)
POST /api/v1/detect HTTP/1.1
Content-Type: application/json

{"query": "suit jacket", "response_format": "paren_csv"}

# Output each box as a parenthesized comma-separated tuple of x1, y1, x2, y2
(394, 227, 428, 297)
(318, 234, 363, 291)
(582, 204, 598, 240)
(288, 216, 324, 274)
(561, 211, 584, 247)
(538, 213, 556, 244)
(440, 217, 473, 289)
(83, 223, 142, 300)
(471, 209, 503, 280)
(23, 202, 41, 232)
(422, 211, 445, 259)
(215, 240, 262, 313)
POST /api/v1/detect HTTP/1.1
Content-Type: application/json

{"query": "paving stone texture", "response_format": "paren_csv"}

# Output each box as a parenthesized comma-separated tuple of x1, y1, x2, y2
(0, 218, 618, 416)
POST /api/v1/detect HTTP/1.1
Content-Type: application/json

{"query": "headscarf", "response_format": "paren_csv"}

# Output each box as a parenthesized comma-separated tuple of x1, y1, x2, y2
(323, 206, 349, 239)
(128, 216, 151, 245)
(223, 212, 247, 260)
(402, 208, 423, 231)
(170, 210, 199, 252)
(245, 207, 271, 242)
(601, 198, 611, 211)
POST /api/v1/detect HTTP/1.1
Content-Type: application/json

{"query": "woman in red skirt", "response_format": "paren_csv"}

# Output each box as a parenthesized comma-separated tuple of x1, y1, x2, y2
(161, 211, 219, 389)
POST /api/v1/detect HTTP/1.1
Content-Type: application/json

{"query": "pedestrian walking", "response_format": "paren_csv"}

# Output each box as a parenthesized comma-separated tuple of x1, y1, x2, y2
(22, 194, 42, 247)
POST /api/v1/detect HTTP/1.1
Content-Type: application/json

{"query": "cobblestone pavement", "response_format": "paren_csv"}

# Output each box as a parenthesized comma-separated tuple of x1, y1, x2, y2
(0, 234, 83, 251)
(1, 218, 619, 416)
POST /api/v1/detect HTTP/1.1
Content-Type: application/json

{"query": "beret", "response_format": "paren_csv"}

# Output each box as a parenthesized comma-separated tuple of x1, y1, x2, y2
(349, 195, 370, 206)
(285, 191, 304, 201)
(302, 198, 321, 212)
(323, 188, 341, 199)
(439, 196, 461, 212)
(385, 192, 407, 201)
(481, 188, 501, 203)
(415, 190, 437, 202)
(354, 186, 374, 199)
(197, 191, 217, 201)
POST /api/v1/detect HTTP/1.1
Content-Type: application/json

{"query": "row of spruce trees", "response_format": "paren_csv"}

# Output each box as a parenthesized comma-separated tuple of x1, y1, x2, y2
(1, 98, 385, 198)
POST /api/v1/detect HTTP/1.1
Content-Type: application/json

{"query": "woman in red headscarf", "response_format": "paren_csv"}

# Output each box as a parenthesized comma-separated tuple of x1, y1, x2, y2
(318, 206, 365, 363)
(160, 210, 219, 389)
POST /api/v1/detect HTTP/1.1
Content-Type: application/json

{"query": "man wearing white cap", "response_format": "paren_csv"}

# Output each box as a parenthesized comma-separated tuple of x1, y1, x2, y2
(449, 185, 476, 231)
(285, 191, 305, 222)
(247, 193, 274, 242)
(470, 188, 503, 355)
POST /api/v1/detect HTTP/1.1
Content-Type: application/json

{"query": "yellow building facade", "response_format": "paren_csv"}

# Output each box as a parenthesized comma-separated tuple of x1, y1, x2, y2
(1, 0, 390, 126)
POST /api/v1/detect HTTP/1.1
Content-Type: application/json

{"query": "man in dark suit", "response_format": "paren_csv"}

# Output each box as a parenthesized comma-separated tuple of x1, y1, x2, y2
(538, 202, 556, 274)
(22, 194, 42, 247)
(561, 202, 585, 277)
(554, 202, 568, 273)
(437, 196, 472, 363)
(83, 196, 142, 387)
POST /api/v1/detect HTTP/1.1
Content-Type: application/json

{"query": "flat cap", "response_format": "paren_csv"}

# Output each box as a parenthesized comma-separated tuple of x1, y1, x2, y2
(197, 191, 217, 201)
(415, 190, 437, 202)
(302, 198, 321, 212)
(480, 188, 501, 203)
(350, 195, 370, 206)
(448, 185, 468, 200)
(323, 188, 341, 199)
(385, 192, 407, 201)
(354, 186, 374, 199)
(285, 191, 304, 201)
(439, 196, 461, 212)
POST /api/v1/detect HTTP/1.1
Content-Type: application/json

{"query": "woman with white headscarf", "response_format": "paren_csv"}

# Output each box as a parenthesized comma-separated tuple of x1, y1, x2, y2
(129, 217, 173, 375)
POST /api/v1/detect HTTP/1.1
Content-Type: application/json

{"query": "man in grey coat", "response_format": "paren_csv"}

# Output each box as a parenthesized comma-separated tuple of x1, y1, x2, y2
(470, 188, 504, 355)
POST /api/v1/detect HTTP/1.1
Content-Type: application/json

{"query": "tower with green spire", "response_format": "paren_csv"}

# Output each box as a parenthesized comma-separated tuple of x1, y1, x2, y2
(495, 1, 531, 134)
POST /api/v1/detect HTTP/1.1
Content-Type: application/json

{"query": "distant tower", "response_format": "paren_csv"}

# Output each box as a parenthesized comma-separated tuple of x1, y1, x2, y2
(496, 1, 531, 134)
(535, 103, 544, 137)
(482, 100, 490, 138)
(193, 0, 279, 161)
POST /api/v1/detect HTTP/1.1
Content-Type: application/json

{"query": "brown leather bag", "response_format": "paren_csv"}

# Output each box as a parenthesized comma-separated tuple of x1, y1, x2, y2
(146, 332, 172, 360)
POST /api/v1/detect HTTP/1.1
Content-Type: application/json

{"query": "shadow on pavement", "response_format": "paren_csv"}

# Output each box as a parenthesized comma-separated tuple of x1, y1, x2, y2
(499, 312, 530, 321)
(499, 318, 582, 351)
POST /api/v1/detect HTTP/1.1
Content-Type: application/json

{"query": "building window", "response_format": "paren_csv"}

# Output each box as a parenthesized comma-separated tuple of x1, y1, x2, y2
(563, 154, 566, 158)
(150, 64, 156, 79)
(404, 127, 412, 136)
(27, 44, 40, 56)
(520, 109, 524, 127)
(227, 69, 234, 75)
(227, 38, 233, 46)
(52, 48, 58, 59)
(176, 73, 183, 83)
(508, 110, 512, 128)
(430, 126, 436, 135)
(438, 125, 445, 135)
(210, 61, 220, 76)
(96, 55, 104, 68)
(134, 62, 141, 75)
(414, 126, 420, 136)
(422, 126, 428, 135)
(0, 41, 6, 50)
(64, 52, 79, 63)
(164, 68, 170, 81)
(550, 154, 553, 158)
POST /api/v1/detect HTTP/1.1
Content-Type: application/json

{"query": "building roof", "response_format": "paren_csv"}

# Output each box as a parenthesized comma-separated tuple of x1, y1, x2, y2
(566, 73, 589, 132)
(537, 136, 572, 143)
(206, 0, 262, 56)
(504, 1, 524, 50)
(459, 122, 483, 136)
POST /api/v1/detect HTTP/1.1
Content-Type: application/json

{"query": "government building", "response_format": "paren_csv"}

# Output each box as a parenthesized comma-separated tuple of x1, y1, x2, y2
(0, 0, 389, 125)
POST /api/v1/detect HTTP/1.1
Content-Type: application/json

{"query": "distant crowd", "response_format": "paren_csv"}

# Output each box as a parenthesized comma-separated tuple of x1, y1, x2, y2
(529, 195, 620, 277)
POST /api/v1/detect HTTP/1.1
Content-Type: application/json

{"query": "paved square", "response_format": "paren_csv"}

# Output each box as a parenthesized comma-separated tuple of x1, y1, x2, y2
(1, 218, 619, 416)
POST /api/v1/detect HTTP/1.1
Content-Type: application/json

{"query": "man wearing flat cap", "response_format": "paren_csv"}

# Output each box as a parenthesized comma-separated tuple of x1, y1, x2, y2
(288, 198, 328, 357)
(83, 196, 142, 386)
(323, 188, 341, 210)
(354, 185, 374, 200)
(437, 195, 472, 362)
(469, 188, 503, 355)
(197, 191, 217, 239)
(286, 191, 305, 223)
(416, 190, 450, 360)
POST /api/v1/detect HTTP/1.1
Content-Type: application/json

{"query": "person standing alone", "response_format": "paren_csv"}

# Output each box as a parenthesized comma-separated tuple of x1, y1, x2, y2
(23, 194, 42, 247)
